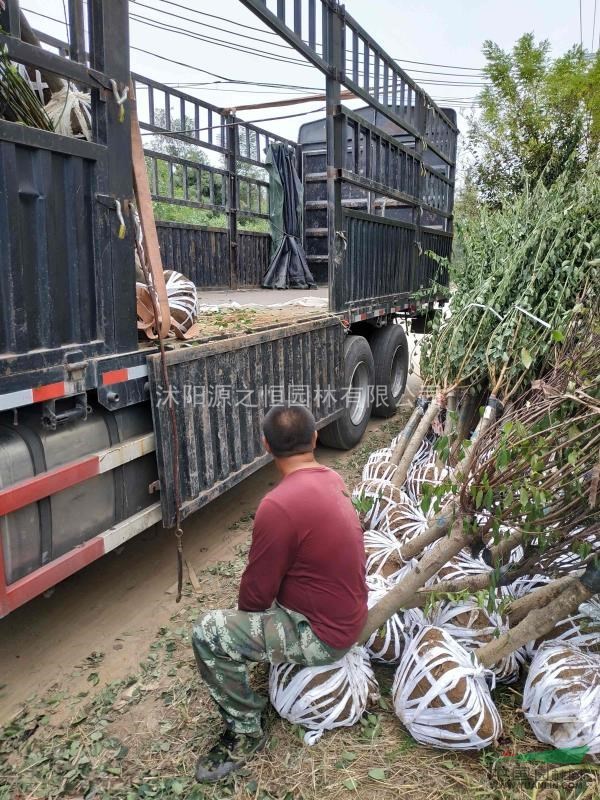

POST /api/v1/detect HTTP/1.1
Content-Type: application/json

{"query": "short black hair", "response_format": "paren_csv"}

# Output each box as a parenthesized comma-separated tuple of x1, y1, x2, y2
(262, 404, 316, 458)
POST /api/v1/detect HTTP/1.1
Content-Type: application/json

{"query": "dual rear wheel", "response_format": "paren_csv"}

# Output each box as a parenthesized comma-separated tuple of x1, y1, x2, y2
(318, 324, 408, 450)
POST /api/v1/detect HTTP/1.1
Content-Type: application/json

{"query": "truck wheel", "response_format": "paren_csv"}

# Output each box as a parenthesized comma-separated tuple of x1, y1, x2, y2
(370, 324, 409, 418)
(319, 335, 375, 450)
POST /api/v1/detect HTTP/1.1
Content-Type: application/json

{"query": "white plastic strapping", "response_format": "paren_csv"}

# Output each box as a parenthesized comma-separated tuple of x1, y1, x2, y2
(364, 448, 394, 473)
(379, 499, 430, 547)
(523, 598, 600, 660)
(430, 599, 520, 684)
(523, 642, 600, 757)
(392, 626, 502, 751)
(425, 548, 492, 587)
(361, 460, 398, 484)
(269, 647, 379, 745)
(366, 574, 426, 663)
(364, 528, 403, 578)
(352, 480, 406, 529)
(45, 85, 92, 140)
(164, 270, 197, 333)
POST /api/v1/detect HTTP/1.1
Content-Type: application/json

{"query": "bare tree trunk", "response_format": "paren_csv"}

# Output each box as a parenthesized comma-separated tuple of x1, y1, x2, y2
(390, 402, 426, 466)
(486, 530, 525, 566)
(507, 576, 577, 625)
(396, 499, 458, 561)
(443, 390, 457, 437)
(393, 400, 442, 489)
(409, 571, 493, 607)
(476, 578, 595, 668)
(359, 517, 471, 644)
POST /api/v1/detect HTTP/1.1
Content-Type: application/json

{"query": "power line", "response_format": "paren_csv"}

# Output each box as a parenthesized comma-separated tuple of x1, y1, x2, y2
(132, 47, 322, 91)
(21, 7, 323, 92)
(23, 6, 487, 100)
(136, 0, 489, 77)
(131, 0, 294, 52)
(593, 0, 598, 51)
(139, 105, 327, 137)
(128, 14, 311, 69)
(130, 12, 487, 87)
(580, 0, 583, 47)
(152, 0, 488, 74)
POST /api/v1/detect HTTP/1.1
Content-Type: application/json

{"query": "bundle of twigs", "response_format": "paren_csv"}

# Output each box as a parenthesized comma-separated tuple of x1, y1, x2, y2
(0, 45, 53, 130)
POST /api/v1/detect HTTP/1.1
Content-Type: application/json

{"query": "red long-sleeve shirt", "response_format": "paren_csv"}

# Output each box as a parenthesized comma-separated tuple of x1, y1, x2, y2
(238, 465, 367, 650)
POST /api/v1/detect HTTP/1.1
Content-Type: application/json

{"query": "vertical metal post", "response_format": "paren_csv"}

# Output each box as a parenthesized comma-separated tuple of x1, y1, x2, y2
(412, 94, 425, 292)
(89, 0, 137, 352)
(226, 113, 239, 289)
(68, 0, 86, 63)
(0, 0, 21, 36)
(326, 1, 345, 313)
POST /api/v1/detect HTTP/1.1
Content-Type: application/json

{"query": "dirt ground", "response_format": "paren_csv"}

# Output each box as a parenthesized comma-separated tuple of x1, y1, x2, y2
(1, 391, 598, 800)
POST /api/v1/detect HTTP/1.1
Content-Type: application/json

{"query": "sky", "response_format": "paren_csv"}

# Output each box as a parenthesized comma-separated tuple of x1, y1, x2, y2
(21, 0, 598, 160)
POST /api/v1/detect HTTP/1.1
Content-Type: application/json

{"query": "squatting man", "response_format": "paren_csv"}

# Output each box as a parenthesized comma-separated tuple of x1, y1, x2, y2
(191, 404, 368, 782)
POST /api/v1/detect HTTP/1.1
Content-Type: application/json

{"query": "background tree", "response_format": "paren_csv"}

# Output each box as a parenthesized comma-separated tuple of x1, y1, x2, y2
(464, 34, 600, 207)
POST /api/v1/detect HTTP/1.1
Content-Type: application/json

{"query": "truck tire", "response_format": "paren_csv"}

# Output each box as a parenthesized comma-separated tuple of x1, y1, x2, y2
(318, 335, 375, 450)
(369, 324, 409, 418)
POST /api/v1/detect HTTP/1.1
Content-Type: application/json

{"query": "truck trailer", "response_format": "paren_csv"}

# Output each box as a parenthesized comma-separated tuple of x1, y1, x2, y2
(0, 0, 457, 617)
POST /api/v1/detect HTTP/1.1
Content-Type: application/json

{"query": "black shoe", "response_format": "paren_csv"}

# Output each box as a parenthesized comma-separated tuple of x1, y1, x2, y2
(195, 728, 267, 783)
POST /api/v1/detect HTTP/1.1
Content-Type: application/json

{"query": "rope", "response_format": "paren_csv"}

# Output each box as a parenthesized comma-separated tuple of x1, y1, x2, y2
(109, 79, 129, 123)
(269, 648, 379, 745)
(114, 199, 126, 240)
(132, 205, 185, 602)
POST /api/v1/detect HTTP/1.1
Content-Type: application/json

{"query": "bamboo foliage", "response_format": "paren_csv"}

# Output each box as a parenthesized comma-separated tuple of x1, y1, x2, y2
(0, 45, 53, 131)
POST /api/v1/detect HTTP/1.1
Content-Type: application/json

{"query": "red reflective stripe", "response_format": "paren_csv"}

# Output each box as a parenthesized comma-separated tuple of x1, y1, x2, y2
(0, 456, 99, 516)
(0, 537, 105, 618)
(31, 382, 66, 402)
(102, 369, 128, 385)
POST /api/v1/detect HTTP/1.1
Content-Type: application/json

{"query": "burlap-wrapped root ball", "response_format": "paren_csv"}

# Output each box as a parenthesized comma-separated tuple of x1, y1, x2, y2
(364, 527, 404, 578)
(523, 642, 600, 757)
(430, 599, 520, 684)
(379, 498, 430, 544)
(352, 480, 406, 528)
(361, 460, 398, 484)
(426, 548, 492, 586)
(365, 575, 426, 663)
(363, 448, 394, 473)
(269, 647, 380, 744)
(392, 626, 502, 750)
(404, 461, 448, 506)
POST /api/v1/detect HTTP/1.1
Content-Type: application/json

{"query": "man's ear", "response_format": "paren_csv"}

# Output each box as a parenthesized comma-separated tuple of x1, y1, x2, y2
(311, 430, 318, 449)
(263, 435, 272, 454)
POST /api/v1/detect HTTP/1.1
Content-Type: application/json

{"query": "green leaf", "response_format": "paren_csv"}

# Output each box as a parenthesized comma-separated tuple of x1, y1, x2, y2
(368, 768, 386, 781)
(343, 777, 358, 790)
(551, 329, 565, 342)
(87, 672, 99, 686)
(341, 751, 358, 762)
(521, 347, 532, 369)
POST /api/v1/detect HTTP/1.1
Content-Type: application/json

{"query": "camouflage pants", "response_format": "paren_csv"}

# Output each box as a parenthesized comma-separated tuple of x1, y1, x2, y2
(192, 604, 348, 735)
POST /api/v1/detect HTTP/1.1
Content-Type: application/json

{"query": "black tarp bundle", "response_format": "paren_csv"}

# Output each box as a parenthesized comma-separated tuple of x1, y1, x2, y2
(262, 142, 317, 289)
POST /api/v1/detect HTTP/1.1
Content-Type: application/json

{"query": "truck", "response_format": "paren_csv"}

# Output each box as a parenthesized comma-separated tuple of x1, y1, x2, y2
(0, 0, 457, 617)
